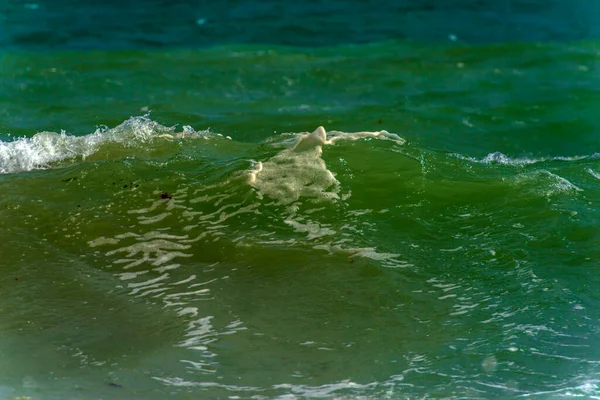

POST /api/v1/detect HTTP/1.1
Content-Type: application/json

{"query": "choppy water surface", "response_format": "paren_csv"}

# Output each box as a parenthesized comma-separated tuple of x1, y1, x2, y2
(3, 1, 600, 399)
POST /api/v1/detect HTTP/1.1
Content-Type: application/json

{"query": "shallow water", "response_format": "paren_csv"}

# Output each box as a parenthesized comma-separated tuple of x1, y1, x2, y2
(3, 1, 600, 399)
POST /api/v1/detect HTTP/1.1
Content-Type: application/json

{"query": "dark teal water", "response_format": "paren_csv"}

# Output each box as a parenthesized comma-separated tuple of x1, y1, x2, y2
(2, 2, 600, 399)
(2, 0, 600, 48)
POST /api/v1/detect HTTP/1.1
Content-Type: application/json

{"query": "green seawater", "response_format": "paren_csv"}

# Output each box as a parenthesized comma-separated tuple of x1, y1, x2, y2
(2, 41, 600, 399)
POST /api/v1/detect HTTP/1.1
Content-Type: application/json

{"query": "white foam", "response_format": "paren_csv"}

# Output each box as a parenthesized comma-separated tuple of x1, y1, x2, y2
(248, 128, 339, 204)
(291, 126, 327, 153)
(248, 126, 404, 204)
(326, 128, 405, 146)
(0, 116, 209, 174)
(0, 130, 102, 173)
(587, 168, 600, 180)
(513, 169, 583, 196)
(284, 218, 336, 240)
(457, 151, 591, 166)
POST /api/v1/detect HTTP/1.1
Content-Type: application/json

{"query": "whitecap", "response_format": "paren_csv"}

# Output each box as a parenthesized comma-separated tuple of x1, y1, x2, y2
(0, 116, 209, 174)
(248, 126, 404, 205)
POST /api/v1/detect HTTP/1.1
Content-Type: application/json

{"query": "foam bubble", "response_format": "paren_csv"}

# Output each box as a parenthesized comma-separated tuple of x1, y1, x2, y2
(480, 152, 588, 166)
(0, 116, 209, 174)
(326, 128, 405, 146)
(248, 126, 404, 204)
(0, 130, 102, 173)
(452, 151, 594, 167)
(513, 170, 582, 196)
(248, 127, 339, 205)
(291, 126, 327, 153)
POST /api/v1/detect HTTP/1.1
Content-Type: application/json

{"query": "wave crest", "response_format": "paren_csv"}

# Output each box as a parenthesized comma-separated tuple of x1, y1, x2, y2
(0, 116, 209, 174)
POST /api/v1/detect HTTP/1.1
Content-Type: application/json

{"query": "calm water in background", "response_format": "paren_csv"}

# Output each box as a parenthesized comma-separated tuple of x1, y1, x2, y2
(2, 1, 600, 399)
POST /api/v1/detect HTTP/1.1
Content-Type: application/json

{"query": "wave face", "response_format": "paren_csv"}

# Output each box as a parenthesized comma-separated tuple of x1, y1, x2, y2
(3, 21, 600, 397)
(2, 115, 600, 399)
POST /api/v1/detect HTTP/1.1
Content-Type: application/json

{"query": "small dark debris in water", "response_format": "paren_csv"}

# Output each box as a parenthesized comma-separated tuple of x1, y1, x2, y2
(77, 205, 81, 208)
(122, 184, 128, 188)
(62, 177, 77, 182)
(107, 382, 123, 389)
(160, 192, 172, 200)
(135, 184, 139, 188)
(14, 277, 20, 281)
(112, 182, 115, 185)
(377, 119, 383, 124)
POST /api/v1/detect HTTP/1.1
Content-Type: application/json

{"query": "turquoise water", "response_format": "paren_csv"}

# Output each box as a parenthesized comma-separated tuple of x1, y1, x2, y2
(3, 2, 600, 399)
